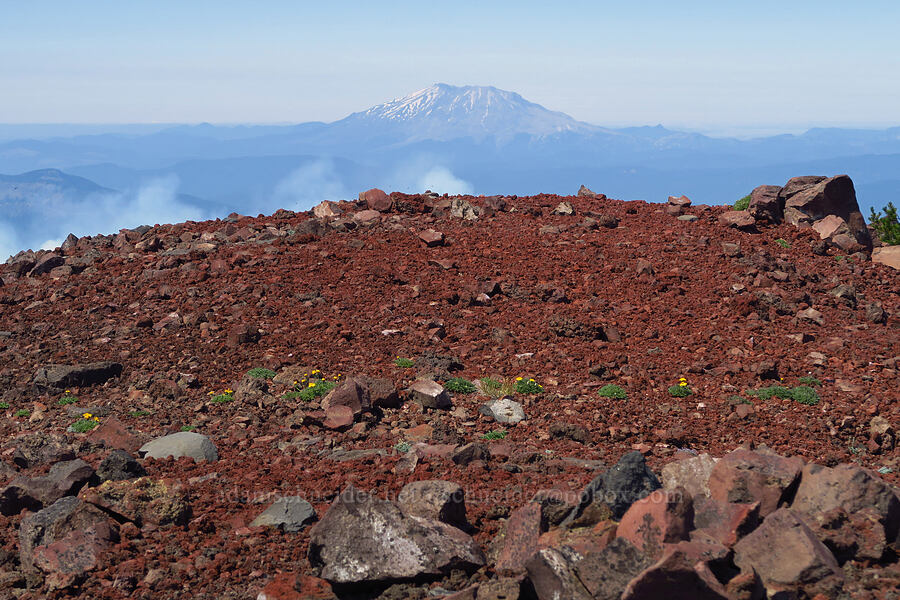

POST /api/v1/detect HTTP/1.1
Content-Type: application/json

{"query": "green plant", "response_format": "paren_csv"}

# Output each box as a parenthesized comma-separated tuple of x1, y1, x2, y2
(58, 395, 78, 405)
(480, 377, 516, 399)
(733, 194, 751, 211)
(295, 379, 336, 402)
(791, 386, 820, 406)
(247, 367, 276, 380)
(70, 417, 100, 433)
(668, 385, 693, 398)
(14, 409, 29, 418)
(775, 238, 790, 248)
(798, 376, 821, 387)
(747, 385, 793, 400)
(128, 410, 151, 417)
(869, 201, 900, 245)
(597, 384, 627, 399)
(0, 402, 9, 409)
(445, 377, 476, 394)
(281, 391, 303, 401)
(181, 425, 197, 432)
(209, 390, 234, 403)
(394, 441, 412, 453)
(482, 429, 508, 440)
(515, 377, 543, 394)
(394, 356, 415, 368)
(728, 394, 752, 405)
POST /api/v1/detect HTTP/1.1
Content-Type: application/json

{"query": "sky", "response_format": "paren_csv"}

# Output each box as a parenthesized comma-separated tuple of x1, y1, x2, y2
(1, 1, 899, 133)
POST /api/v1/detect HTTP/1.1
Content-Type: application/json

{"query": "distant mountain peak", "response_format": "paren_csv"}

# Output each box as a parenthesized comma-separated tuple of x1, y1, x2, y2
(343, 83, 598, 142)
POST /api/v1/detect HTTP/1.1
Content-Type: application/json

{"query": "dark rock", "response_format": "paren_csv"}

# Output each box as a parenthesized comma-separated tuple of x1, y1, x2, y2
(549, 422, 591, 444)
(33, 361, 123, 390)
(0, 459, 95, 516)
(748, 185, 782, 223)
(19, 496, 117, 572)
(359, 188, 392, 212)
(308, 486, 485, 584)
(565, 451, 662, 525)
(97, 450, 146, 482)
(12, 433, 75, 468)
(451, 443, 490, 466)
(783, 175, 871, 248)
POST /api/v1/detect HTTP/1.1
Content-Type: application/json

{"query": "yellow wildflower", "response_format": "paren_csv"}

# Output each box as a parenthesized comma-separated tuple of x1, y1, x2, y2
(82, 413, 92, 419)
(309, 382, 316, 388)
(93, 417, 100, 422)
(679, 382, 687, 387)
(208, 391, 215, 396)
(515, 377, 523, 381)
(224, 389, 233, 394)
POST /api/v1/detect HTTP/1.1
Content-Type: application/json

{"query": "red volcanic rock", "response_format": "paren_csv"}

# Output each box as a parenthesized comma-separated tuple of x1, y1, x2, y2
(708, 450, 803, 517)
(359, 188, 392, 212)
(621, 547, 730, 600)
(418, 229, 444, 247)
(87, 415, 142, 452)
(748, 184, 782, 223)
(692, 497, 760, 547)
(616, 488, 694, 558)
(323, 405, 354, 430)
(226, 323, 259, 347)
(353, 209, 381, 224)
(783, 174, 871, 247)
(256, 573, 336, 600)
(494, 501, 543, 575)
(667, 195, 692, 207)
(718, 210, 756, 229)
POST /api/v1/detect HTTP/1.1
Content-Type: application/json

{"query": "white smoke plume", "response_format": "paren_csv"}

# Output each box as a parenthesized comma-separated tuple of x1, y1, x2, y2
(269, 160, 349, 213)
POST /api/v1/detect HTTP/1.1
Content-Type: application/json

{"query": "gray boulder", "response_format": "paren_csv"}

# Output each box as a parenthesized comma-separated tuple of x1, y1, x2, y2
(308, 485, 484, 583)
(33, 361, 123, 390)
(480, 398, 526, 424)
(564, 451, 661, 524)
(250, 496, 317, 533)
(408, 380, 451, 410)
(138, 431, 218, 462)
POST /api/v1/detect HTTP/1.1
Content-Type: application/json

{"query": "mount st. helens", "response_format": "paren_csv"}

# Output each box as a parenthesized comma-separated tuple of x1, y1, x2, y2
(0, 179, 898, 599)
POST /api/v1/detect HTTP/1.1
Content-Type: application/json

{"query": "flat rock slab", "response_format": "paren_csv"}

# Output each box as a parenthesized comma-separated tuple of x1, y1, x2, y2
(708, 449, 803, 517)
(480, 398, 526, 424)
(33, 362, 123, 390)
(139, 431, 218, 462)
(308, 485, 484, 584)
(251, 496, 317, 533)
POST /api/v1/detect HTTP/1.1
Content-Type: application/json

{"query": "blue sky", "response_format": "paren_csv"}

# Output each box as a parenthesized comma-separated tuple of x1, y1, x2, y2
(2, 1, 898, 133)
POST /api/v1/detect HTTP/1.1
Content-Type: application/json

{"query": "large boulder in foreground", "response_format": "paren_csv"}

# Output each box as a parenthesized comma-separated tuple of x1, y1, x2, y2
(308, 485, 484, 584)
(782, 175, 871, 248)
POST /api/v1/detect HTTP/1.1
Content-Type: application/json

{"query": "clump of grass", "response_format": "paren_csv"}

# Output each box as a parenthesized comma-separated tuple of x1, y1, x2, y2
(728, 395, 753, 405)
(598, 384, 627, 399)
(394, 441, 412, 453)
(482, 429, 508, 441)
(281, 390, 303, 401)
(748, 385, 820, 406)
(394, 356, 415, 368)
(775, 238, 790, 248)
(209, 390, 234, 404)
(733, 194, 751, 211)
(747, 386, 792, 400)
(295, 379, 336, 402)
(14, 409, 29, 418)
(445, 377, 476, 394)
(247, 367, 276, 380)
(515, 377, 543, 394)
(480, 377, 516, 399)
(128, 410, 151, 418)
(798, 376, 821, 387)
(0, 402, 9, 409)
(181, 425, 197, 432)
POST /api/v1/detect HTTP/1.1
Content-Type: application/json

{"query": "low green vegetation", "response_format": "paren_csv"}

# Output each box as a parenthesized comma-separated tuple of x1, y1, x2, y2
(482, 429, 508, 441)
(58, 395, 78, 405)
(798, 376, 822, 387)
(515, 377, 543, 394)
(181, 425, 197, 432)
(128, 410, 151, 418)
(775, 238, 790, 248)
(597, 384, 627, 399)
(394, 356, 415, 368)
(480, 377, 516, 399)
(394, 441, 412, 453)
(14, 409, 29, 418)
(869, 201, 900, 245)
(209, 390, 234, 404)
(0, 402, 9, 409)
(247, 367, 276, 380)
(444, 377, 476, 394)
(70, 417, 100, 433)
(747, 385, 820, 406)
(294, 379, 336, 402)
(734, 194, 751, 211)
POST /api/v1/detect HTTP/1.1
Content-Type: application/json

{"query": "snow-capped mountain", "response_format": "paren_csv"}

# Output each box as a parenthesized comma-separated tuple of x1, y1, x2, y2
(335, 83, 601, 142)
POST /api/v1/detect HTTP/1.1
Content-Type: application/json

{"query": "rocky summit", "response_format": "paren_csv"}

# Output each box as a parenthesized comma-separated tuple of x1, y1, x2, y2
(0, 181, 897, 599)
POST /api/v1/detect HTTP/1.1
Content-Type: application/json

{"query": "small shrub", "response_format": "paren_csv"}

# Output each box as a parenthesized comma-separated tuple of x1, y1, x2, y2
(481, 377, 516, 399)
(247, 367, 276, 380)
(70, 417, 100, 433)
(0, 402, 9, 409)
(394, 441, 412, 453)
(869, 202, 900, 245)
(281, 391, 303, 401)
(748, 386, 792, 400)
(798, 376, 821, 387)
(58, 395, 79, 405)
(775, 238, 790, 248)
(482, 429, 508, 441)
(14, 409, 29, 418)
(734, 195, 751, 211)
(515, 377, 543, 394)
(445, 377, 476, 394)
(181, 425, 197, 432)
(598, 384, 627, 399)
(128, 410, 151, 418)
(394, 356, 415, 368)
(791, 386, 820, 406)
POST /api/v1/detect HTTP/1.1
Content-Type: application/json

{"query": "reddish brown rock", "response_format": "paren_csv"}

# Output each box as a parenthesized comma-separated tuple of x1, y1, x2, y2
(359, 188, 392, 212)
(692, 497, 760, 548)
(87, 416, 142, 453)
(872, 245, 900, 270)
(783, 175, 871, 248)
(748, 184, 782, 223)
(256, 573, 336, 600)
(323, 405, 354, 430)
(417, 229, 444, 247)
(494, 502, 543, 575)
(353, 209, 381, 224)
(621, 547, 730, 600)
(321, 378, 370, 415)
(733, 508, 843, 598)
(707, 449, 803, 516)
(33, 521, 118, 576)
(718, 210, 756, 229)
(616, 488, 694, 559)
(667, 195, 692, 207)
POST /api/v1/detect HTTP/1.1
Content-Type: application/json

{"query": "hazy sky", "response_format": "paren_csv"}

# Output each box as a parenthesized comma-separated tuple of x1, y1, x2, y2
(2, 1, 898, 132)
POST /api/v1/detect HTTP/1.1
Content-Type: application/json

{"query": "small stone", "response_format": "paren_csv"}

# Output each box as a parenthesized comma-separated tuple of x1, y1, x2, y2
(250, 497, 317, 533)
(480, 398, 526, 424)
(417, 229, 444, 247)
(407, 380, 451, 410)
